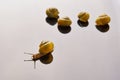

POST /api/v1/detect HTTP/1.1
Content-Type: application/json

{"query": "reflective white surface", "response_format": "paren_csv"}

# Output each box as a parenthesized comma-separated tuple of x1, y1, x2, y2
(0, 0, 120, 80)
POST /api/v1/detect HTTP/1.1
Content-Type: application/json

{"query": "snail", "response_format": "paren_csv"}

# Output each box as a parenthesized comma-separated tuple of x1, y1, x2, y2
(78, 12, 90, 22)
(46, 7, 59, 18)
(95, 14, 111, 26)
(24, 41, 54, 69)
(58, 16, 72, 26)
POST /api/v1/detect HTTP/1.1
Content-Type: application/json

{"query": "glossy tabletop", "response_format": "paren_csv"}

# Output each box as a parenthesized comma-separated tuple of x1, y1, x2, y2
(0, 0, 120, 80)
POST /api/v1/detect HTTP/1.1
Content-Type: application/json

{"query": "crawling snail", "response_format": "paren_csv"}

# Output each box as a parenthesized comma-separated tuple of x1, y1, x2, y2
(78, 11, 90, 22)
(95, 14, 111, 26)
(46, 7, 59, 18)
(24, 41, 54, 69)
(58, 16, 72, 26)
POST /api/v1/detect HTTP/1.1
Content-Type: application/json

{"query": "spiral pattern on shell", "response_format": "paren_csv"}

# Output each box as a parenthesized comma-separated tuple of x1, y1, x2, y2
(39, 41, 54, 55)
(46, 7, 59, 18)
(78, 12, 90, 22)
(95, 14, 111, 26)
(58, 16, 72, 26)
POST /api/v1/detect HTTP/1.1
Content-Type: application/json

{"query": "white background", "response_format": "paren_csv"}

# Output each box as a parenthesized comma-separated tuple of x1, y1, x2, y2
(0, 0, 120, 80)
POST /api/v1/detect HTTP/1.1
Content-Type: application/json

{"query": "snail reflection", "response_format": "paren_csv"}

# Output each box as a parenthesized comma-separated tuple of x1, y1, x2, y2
(57, 26, 71, 34)
(40, 53, 53, 64)
(77, 20, 89, 27)
(96, 24, 110, 32)
(46, 17, 58, 25)
(24, 41, 54, 69)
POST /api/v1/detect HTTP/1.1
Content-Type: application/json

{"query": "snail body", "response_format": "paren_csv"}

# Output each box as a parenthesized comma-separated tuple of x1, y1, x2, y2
(46, 7, 59, 18)
(58, 16, 72, 26)
(32, 52, 46, 61)
(78, 12, 90, 22)
(95, 14, 111, 26)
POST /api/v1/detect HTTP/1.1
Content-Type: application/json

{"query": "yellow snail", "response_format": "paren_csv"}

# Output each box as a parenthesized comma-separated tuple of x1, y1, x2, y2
(24, 41, 54, 69)
(78, 11, 90, 22)
(58, 16, 72, 26)
(95, 14, 111, 26)
(46, 7, 59, 18)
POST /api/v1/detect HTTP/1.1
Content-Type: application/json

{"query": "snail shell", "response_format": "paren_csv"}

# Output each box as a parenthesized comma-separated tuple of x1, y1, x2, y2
(46, 7, 59, 18)
(39, 41, 54, 55)
(95, 14, 111, 26)
(58, 16, 72, 26)
(78, 12, 90, 22)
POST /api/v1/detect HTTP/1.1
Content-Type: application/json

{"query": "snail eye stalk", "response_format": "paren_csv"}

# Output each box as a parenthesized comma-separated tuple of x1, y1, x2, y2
(24, 52, 34, 55)
(24, 52, 37, 69)
(24, 60, 36, 69)
(24, 60, 33, 61)
(34, 61, 36, 69)
(24, 52, 33, 61)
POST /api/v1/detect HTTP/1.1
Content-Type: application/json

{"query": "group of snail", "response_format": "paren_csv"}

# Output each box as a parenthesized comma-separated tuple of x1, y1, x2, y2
(24, 7, 111, 69)
(46, 7, 111, 26)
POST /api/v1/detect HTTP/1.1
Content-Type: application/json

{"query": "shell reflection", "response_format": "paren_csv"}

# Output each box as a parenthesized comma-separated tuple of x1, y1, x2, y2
(96, 24, 110, 32)
(46, 17, 58, 25)
(57, 26, 71, 34)
(77, 20, 89, 27)
(40, 53, 53, 64)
